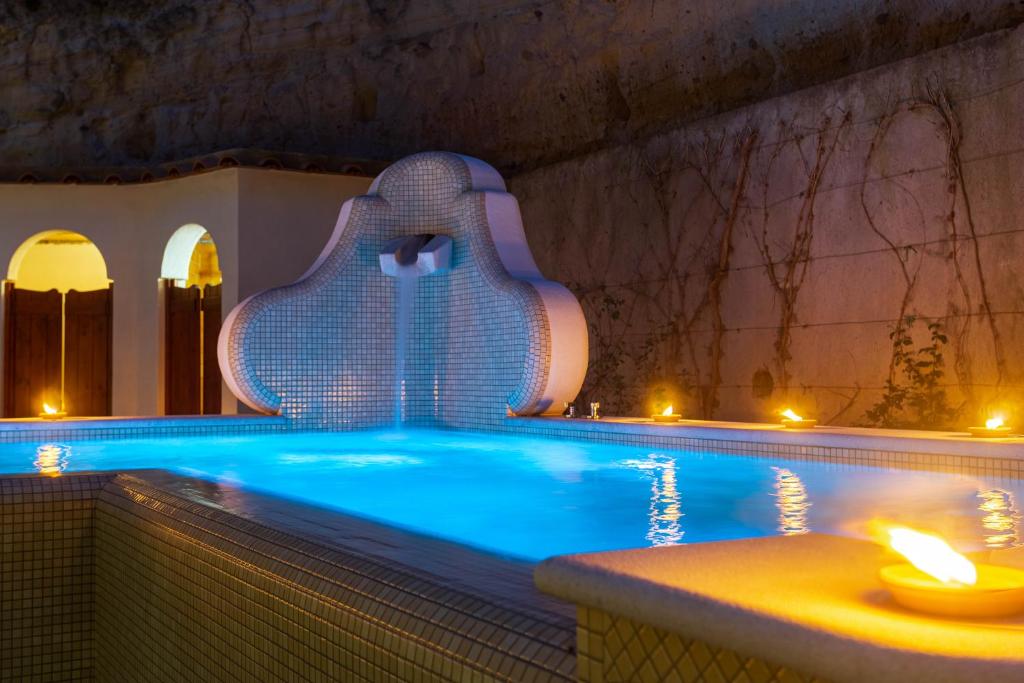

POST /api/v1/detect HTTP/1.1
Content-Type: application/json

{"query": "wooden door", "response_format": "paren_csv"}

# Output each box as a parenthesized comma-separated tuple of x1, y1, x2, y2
(64, 287, 113, 416)
(3, 284, 62, 417)
(202, 284, 222, 414)
(164, 284, 201, 415)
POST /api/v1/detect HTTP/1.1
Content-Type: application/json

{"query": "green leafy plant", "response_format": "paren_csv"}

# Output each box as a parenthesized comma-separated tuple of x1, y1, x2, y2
(864, 315, 959, 429)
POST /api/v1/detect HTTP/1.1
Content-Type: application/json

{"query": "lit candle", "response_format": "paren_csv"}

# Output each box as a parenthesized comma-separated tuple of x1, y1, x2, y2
(39, 402, 66, 420)
(878, 525, 1024, 618)
(780, 408, 817, 429)
(968, 415, 1012, 438)
(652, 405, 681, 423)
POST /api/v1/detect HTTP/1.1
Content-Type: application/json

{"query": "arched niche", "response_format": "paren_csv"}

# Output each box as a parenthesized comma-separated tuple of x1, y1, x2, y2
(161, 223, 222, 287)
(4, 230, 113, 417)
(159, 223, 223, 415)
(8, 229, 110, 293)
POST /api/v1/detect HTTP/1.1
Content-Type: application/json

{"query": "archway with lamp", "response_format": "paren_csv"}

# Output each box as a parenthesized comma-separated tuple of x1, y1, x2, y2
(4, 230, 113, 417)
(160, 224, 223, 415)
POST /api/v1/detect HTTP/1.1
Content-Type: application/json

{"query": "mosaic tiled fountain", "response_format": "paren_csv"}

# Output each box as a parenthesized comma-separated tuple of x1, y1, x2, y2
(219, 151, 588, 428)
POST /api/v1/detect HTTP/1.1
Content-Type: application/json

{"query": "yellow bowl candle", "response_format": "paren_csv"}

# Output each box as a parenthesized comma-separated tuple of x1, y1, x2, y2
(652, 405, 681, 423)
(879, 526, 1024, 618)
(780, 408, 816, 429)
(39, 403, 66, 420)
(880, 563, 1024, 618)
(968, 415, 1012, 438)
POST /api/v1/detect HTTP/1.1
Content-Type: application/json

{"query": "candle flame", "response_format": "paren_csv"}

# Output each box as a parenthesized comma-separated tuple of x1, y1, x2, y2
(887, 526, 977, 586)
(986, 415, 1005, 430)
(781, 408, 803, 422)
(42, 402, 58, 415)
(662, 405, 674, 416)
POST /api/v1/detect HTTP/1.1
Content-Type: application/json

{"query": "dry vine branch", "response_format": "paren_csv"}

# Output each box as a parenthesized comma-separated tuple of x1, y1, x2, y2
(700, 129, 758, 417)
(921, 85, 1008, 388)
(860, 104, 925, 383)
(754, 112, 851, 392)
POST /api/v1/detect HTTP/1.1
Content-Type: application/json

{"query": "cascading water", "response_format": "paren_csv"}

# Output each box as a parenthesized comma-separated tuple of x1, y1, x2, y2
(392, 266, 417, 428)
(378, 233, 453, 430)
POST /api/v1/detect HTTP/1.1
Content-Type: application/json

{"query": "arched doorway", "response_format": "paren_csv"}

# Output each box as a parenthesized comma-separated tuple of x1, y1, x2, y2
(160, 225, 222, 415)
(4, 230, 113, 417)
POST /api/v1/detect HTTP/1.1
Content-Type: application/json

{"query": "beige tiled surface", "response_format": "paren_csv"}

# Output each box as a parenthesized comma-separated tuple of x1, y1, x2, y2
(93, 476, 574, 682)
(0, 472, 573, 682)
(576, 607, 825, 683)
(0, 474, 117, 682)
(538, 535, 1024, 683)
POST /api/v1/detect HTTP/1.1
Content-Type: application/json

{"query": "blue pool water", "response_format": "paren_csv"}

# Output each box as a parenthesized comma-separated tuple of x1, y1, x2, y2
(3, 429, 1021, 561)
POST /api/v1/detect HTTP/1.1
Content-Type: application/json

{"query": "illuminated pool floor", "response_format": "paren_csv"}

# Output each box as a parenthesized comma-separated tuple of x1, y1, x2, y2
(3, 429, 1020, 560)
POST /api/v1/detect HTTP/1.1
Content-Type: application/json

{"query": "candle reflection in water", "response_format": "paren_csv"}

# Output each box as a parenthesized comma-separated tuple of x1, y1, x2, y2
(977, 488, 1020, 549)
(624, 454, 684, 546)
(34, 443, 71, 477)
(772, 466, 811, 535)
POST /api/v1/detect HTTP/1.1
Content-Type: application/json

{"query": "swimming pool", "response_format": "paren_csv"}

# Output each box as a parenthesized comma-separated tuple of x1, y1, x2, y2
(4, 429, 1020, 560)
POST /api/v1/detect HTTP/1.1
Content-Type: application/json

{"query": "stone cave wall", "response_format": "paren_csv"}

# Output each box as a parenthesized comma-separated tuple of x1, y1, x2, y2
(511, 24, 1024, 429)
(1, 0, 1023, 175)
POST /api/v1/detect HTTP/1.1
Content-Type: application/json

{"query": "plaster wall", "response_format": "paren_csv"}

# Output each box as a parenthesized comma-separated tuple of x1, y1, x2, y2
(0, 167, 369, 416)
(510, 24, 1024, 429)
(237, 168, 371, 299)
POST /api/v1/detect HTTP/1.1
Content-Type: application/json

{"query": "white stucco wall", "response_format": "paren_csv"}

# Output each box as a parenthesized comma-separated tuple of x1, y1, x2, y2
(0, 167, 371, 416)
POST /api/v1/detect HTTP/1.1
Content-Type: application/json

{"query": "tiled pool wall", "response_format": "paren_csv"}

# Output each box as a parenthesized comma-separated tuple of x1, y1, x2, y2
(220, 152, 566, 429)
(1, 474, 117, 681)
(0, 414, 288, 444)
(501, 418, 1024, 481)
(2, 473, 575, 683)
(574, 607, 824, 683)
(4, 411, 1024, 482)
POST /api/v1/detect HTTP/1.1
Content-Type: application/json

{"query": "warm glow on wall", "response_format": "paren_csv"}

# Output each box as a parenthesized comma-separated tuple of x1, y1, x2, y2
(8, 230, 109, 292)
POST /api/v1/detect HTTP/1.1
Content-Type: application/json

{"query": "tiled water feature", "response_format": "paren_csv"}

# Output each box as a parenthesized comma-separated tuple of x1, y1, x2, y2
(218, 151, 588, 429)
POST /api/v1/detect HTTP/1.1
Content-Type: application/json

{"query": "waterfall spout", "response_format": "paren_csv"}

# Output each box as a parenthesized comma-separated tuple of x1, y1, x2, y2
(380, 234, 452, 428)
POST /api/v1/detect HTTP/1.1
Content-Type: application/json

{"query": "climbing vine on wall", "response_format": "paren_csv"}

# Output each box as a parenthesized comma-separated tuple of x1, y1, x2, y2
(863, 315, 959, 429)
(520, 73, 1018, 425)
(752, 112, 851, 395)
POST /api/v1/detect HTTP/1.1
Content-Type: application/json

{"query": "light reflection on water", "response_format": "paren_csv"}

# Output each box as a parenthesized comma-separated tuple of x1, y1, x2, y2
(977, 489, 1019, 549)
(3, 430, 1023, 560)
(34, 443, 71, 476)
(623, 455, 683, 546)
(772, 467, 810, 536)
